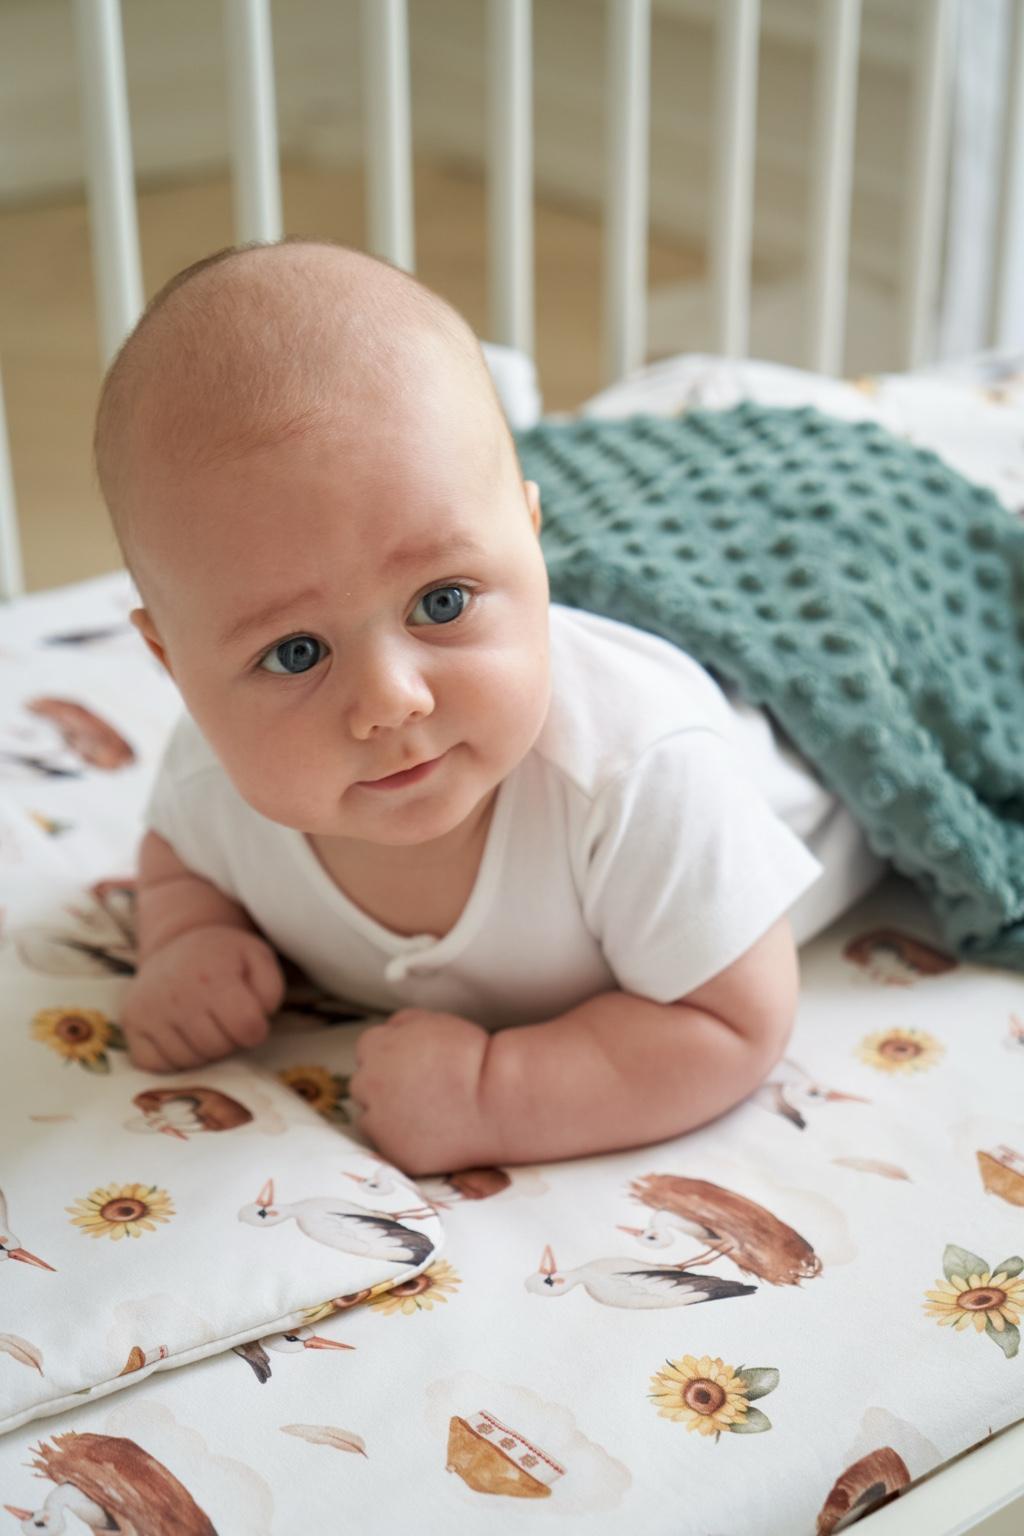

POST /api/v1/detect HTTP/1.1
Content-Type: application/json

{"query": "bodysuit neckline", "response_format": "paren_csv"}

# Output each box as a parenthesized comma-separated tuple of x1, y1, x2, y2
(285, 768, 517, 980)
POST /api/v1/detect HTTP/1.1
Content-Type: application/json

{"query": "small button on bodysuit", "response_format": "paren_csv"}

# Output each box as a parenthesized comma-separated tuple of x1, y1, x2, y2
(383, 935, 441, 986)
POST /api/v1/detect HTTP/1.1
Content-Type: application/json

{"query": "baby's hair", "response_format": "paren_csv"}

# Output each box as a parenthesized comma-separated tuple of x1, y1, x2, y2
(93, 237, 519, 596)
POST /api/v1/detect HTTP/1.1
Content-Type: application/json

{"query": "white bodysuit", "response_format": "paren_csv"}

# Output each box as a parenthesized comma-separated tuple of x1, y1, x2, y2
(142, 603, 886, 1029)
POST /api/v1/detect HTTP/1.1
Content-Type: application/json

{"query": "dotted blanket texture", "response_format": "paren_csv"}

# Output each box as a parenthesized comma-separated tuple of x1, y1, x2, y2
(513, 402, 1024, 970)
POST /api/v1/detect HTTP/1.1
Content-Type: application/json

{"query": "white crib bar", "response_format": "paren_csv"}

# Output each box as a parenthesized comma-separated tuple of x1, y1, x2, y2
(806, 0, 861, 376)
(903, 0, 953, 370)
(603, 0, 650, 385)
(0, 366, 24, 602)
(360, 0, 415, 272)
(223, 0, 282, 244)
(711, 0, 760, 359)
(991, 0, 1024, 351)
(487, 0, 534, 360)
(71, 0, 144, 366)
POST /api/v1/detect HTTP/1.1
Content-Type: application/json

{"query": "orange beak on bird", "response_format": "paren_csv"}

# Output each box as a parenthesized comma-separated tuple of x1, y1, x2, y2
(2, 1244, 55, 1271)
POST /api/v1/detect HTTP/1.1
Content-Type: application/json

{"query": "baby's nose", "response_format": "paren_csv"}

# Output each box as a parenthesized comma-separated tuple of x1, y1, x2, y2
(346, 651, 435, 739)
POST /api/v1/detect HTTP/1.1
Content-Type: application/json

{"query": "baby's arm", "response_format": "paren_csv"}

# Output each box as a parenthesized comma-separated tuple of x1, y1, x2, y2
(135, 829, 258, 960)
(123, 830, 286, 1072)
(351, 915, 800, 1174)
(480, 914, 799, 1164)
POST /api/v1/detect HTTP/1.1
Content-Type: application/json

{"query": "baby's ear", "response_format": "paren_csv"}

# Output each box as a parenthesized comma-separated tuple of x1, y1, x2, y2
(129, 608, 174, 678)
(524, 479, 542, 535)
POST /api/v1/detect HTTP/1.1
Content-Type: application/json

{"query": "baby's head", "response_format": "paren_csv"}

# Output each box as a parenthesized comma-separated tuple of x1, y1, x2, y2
(95, 239, 551, 849)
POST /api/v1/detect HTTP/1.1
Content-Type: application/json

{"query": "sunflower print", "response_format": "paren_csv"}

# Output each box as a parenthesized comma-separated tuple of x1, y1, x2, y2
(277, 1064, 351, 1125)
(649, 1355, 779, 1438)
(32, 1007, 125, 1072)
(302, 1278, 393, 1325)
(924, 1244, 1023, 1357)
(368, 1259, 461, 1316)
(66, 1182, 175, 1240)
(857, 1026, 943, 1074)
(302, 1277, 389, 1327)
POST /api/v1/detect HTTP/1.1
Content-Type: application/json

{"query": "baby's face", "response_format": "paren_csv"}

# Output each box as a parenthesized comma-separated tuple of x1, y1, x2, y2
(131, 383, 551, 852)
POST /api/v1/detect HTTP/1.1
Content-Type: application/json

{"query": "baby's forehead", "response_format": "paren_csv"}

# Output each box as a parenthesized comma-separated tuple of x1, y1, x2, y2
(130, 359, 509, 548)
(154, 296, 488, 459)
(99, 245, 517, 587)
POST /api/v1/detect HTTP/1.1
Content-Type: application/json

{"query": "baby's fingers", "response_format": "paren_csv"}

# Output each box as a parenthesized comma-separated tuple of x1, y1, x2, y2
(126, 1027, 178, 1075)
(151, 1021, 221, 1071)
(209, 981, 271, 1049)
(173, 1009, 239, 1064)
(241, 942, 286, 1016)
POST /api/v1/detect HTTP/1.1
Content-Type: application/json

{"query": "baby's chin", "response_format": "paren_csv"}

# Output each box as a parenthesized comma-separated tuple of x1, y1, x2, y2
(332, 780, 497, 849)
(243, 779, 492, 849)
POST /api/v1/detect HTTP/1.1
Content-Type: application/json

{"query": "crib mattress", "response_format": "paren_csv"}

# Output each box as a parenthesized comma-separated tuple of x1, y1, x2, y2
(1, 356, 1022, 1534)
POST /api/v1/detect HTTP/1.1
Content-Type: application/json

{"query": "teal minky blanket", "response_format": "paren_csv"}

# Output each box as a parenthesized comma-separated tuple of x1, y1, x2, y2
(512, 402, 1024, 971)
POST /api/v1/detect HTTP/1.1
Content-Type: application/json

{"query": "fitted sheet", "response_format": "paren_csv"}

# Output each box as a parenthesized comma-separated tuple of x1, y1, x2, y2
(0, 354, 1022, 1534)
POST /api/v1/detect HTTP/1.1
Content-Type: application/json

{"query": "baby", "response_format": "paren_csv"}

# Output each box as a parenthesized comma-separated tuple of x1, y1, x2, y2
(97, 239, 884, 1176)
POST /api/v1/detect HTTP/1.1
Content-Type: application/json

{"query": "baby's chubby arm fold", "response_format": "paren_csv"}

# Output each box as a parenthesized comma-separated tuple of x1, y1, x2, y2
(480, 915, 800, 1165)
(135, 829, 260, 960)
(346, 916, 798, 1176)
(122, 830, 286, 1071)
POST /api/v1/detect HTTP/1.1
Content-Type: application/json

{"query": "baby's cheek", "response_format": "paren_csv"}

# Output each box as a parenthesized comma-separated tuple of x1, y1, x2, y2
(465, 629, 546, 709)
(449, 666, 513, 749)
(215, 723, 331, 829)
(485, 645, 550, 746)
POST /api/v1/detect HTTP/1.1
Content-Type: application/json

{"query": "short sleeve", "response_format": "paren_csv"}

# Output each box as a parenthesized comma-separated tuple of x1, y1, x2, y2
(140, 722, 240, 903)
(579, 728, 825, 1003)
(141, 742, 182, 849)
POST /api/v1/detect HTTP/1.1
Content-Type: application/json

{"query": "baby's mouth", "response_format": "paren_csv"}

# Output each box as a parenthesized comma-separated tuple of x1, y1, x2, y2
(356, 752, 447, 790)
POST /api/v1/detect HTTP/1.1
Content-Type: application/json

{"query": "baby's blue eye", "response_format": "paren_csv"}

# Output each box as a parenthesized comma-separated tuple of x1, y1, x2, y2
(410, 585, 469, 625)
(257, 586, 469, 675)
(259, 636, 324, 675)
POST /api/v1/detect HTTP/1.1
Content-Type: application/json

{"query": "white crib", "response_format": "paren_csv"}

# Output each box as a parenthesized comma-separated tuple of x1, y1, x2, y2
(0, 5, 1023, 1533)
(4, 0, 1024, 605)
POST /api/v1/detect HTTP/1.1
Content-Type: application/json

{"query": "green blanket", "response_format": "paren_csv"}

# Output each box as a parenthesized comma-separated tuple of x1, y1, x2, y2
(513, 402, 1024, 971)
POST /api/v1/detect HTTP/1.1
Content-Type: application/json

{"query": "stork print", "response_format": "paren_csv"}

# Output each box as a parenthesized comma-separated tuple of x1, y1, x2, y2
(753, 1057, 869, 1130)
(0, 1189, 55, 1274)
(238, 1179, 437, 1265)
(524, 1245, 755, 1310)
(622, 1173, 822, 1286)
(4, 1430, 215, 1535)
(234, 1326, 354, 1384)
(344, 1164, 433, 1205)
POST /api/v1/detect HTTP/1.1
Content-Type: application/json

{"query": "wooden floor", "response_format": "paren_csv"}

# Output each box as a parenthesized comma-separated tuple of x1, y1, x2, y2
(0, 157, 700, 595)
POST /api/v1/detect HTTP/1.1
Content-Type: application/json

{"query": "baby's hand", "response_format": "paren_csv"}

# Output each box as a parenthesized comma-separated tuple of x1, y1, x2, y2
(349, 1009, 493, 1176)
(120, 926, 286, 1072)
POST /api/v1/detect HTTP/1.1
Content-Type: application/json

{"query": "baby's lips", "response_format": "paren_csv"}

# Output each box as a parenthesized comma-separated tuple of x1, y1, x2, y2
(27, 697, 135, 769)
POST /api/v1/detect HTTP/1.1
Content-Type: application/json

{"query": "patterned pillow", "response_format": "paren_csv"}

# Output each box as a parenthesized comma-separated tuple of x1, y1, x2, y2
(2, 966, 441, 1434)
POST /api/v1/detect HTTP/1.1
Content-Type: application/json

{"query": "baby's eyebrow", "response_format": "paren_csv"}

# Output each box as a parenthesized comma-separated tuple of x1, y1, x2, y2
(218, 585, 324, 650)
(217, 535, 486, 650)
(379, 534, 486, 579)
